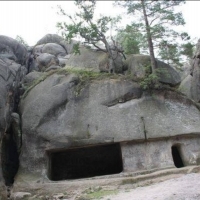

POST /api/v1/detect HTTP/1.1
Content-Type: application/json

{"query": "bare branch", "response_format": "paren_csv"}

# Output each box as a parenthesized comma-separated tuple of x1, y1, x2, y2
(91, 42, 107, 52)
(149, 16, 160, 25)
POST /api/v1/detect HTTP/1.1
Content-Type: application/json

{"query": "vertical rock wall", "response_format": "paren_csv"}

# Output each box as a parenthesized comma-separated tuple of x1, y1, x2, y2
(190, 39, 200, 102)
(0, 35, 27, 197)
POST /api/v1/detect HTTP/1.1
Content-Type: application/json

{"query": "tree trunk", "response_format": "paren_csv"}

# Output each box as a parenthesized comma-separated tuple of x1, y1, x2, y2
(102, 36, 116, 73)
(141, 0, 157, 74)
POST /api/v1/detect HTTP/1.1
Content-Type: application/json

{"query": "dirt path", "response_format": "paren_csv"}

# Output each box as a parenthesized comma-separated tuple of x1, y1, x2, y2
(10, 166, 200, 200)
(101, 173, 200, 200)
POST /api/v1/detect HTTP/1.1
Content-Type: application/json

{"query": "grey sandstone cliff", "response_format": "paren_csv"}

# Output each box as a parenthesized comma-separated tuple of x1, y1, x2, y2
(14, 70, 200, 186)
(1, 34, 200, 199)
(178, 39, 200, 103)
(0, 35, 27, 197)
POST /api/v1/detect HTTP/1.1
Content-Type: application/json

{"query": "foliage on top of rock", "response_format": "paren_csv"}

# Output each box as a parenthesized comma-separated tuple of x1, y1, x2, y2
(21, 67, 126, 99)
(124, 54, 181, 88)
(57, 1, 125, 73)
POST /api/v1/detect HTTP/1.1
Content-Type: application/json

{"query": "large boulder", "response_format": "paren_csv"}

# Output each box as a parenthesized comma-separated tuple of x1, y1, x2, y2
(36, 34, 64, 46)
(0, 35, 27, 65)
(0, 36, 27, 197)
(191, 39, 200, 102)
(58, 55, 70, 67)
(65, 46, 105, 71)
(15, 70, 200, 188)
(36, 34, 78, 54)
(22, 71, 44, 87)
(179, 61, 193, 81)
(33, 43, 67, 58)
(41, 43, 67, 57)
(178, 75, 193, 99)
(124, 54, 181, 86)
(36, 53, 59, 71)
(28, 34, 76, 73)
(66, 46, 125, 73)
(0, 57, 25, 195)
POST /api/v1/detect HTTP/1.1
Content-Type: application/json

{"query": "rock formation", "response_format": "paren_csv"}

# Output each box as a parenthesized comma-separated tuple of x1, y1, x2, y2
(26, 34, 78, 74)
(0, 35, 27, 198)
(1, 34, 200, 199)
(124, 54, 181, 86)
(190, 39, 200, 102)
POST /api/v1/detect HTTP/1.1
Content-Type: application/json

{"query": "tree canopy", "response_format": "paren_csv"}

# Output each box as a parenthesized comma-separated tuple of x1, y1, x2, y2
(57, 0, 125, 73)
(116, 0, 193, 87)
(117, 1, 193, 62)
(56, 0, 195, 87)
(116, 25, 142, 55)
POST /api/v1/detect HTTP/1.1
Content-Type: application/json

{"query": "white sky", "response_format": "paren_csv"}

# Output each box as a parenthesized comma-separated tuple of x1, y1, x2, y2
(0, 1, 199, 46)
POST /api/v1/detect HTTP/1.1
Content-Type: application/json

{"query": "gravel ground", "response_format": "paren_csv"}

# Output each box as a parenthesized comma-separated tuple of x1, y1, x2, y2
(101, 173, 200, 200)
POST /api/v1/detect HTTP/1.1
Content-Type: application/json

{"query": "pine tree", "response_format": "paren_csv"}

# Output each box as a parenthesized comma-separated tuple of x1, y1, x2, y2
(117, 0, 187, 78)
(116, 25, 142, 55)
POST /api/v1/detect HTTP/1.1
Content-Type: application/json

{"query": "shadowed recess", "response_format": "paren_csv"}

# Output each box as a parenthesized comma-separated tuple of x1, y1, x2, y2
(48, 143, 123, 181)
(1, 132, 19, 186)
(171, 145, 184, 168)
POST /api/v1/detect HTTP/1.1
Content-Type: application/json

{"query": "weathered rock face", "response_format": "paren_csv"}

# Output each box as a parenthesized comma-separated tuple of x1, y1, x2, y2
(36, 53, 59, 71)
(0, 36, 27, 195)
(15, 70, 200, 186)
(65, 46, 109, 72)
(178, 39, 200, 102)
(36, 34, 64, 46)
(42, 43, 67, 57)
(1, 33, 200, 198)
(36, 34, 79, 55)
(27, 34, 75, 73)
(0, 35, 27, 65)
(124, 54, 181, 86)
(179, 61, 193, 81)
(22, 71, 44, 88)
(65, 47, 126, 73)
(178, 75, 193, 99)
(190, 39, 200, 102)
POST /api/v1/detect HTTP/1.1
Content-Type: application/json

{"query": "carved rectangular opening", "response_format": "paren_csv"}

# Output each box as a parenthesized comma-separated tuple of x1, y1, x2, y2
(171, 144, 184, 168)
(48, 143, 123, 181)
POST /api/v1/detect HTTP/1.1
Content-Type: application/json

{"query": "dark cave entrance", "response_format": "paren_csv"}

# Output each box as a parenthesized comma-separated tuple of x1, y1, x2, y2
(48, 143, 123, 181)
(1, 133, 19, 186)
(171, 145, 184, 168)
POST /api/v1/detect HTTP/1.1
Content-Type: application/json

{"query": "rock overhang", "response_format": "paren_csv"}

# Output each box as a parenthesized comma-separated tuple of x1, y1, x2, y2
(20, 72, 200, 150)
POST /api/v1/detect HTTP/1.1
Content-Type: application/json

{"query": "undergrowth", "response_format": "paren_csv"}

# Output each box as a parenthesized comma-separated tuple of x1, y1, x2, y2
(21, 66, 139, 99)
(21, 65, 172, 99)
(79, 187, 118, 200)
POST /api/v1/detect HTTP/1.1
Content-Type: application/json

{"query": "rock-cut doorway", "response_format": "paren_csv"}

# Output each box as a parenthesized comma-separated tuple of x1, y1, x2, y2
(48, 143, 123, 181)
(171, 144, 184, 168)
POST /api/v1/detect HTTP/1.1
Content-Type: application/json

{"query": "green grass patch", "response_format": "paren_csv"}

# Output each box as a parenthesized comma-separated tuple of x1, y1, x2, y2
(121, 178, 137, 185)
(21, 66, 142, 99)
(57, 67, 126, 97)
(57, 66, 119, 80)
(85, 189, 118, 199)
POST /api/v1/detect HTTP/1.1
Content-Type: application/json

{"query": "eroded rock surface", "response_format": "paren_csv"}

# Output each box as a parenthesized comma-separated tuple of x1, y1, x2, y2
(0, 36, 27, 198)
(65, 46, 126, 73)
(0, 35, 27, 65)
(15, 69, 200, 188)
(124, 54, 181, 86)
(36, 33, 77, 54)
(190, 39, 200, 102)
(27, 34, 73, 73)
(1, 34, 200, 199)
